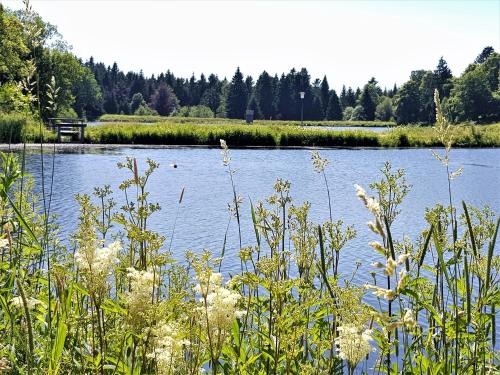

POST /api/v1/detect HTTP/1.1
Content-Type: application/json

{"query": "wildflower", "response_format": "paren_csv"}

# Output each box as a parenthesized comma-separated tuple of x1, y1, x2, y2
(0, 238, 8, 248)
(396, 253, 410, 265)
(402, 309, 417, 329)
(335, 324, 374, 368)
(367, 221, 381, 235)
(125, 267, 155, 327)
(148, 321, 189, 375)
(384, 257, 397, 276)
(310, 150, 330, 173)
(10, 296, 45, 310)
(195, 272, 245, 342)
(354, 184, 381, 217)
(397, 269, 408, 292)
(74, 241, 120, 298)
(365, 284, 397, 301)
(369, 241, 385, 255)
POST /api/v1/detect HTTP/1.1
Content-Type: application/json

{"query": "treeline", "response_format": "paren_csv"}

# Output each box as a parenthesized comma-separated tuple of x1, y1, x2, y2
(1, 4, 499, 124)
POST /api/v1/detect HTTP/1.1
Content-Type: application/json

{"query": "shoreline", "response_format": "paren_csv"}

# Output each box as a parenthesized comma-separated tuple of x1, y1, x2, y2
(1, 143, 499, 152)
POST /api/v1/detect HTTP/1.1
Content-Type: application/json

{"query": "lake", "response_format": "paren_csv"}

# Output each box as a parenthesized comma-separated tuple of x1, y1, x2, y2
(23, 146, 499, 288)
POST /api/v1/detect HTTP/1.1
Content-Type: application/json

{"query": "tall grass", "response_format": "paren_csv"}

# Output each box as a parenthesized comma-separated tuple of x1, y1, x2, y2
(86, 121, 500, 147)
(99, 114, 396, 128)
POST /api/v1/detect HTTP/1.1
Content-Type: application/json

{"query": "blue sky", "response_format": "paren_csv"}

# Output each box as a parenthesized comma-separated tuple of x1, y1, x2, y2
(4, 0, 499, 91)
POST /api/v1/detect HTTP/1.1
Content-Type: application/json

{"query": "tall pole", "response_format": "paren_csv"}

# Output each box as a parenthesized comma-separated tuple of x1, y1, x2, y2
(300, 91, 305, 126)
(301, 98, 304, 126)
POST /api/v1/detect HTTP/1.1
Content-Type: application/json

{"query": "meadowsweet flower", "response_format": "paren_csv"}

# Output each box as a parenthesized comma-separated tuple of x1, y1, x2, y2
(367, 221, 381, 235)
(10, 296, 45, 310)
(397, 253, 410, 265)
(125, 267, 155, 327)
(384, 257, 397, 276)
(75, 241, 120, 298)
(365, 284, 397, 301)
(402, 309, 417, 329)
(310, 151, 330, 173)
(195, 272, 245, 345)
(335, 324, 374, 368)
(148, 321, 189, 375)
(355, 184, 381, 217)
(369, 241, 385, 255)
(397, 269, 408, 291)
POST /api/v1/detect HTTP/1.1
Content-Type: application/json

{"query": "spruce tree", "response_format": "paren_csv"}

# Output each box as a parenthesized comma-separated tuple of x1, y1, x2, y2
(340, 85, 347, 108)
(360, 85, 376, 120)
(326, 90, 343, 120)
(226, 67, 248, 119)
(277, 74, 294, 120)
(434, 57, 453, 97)
(255, 71, 274, 119)
(320, 76, 330, 117)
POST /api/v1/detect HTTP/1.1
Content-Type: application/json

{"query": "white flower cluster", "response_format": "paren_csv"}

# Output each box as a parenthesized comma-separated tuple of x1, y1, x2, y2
(10, 296, 45, 310)
(148, 321, 189, 375)
(335, 324, 374, 368)
(75, 241, 120, 295)
(195, 272, 245, 332)
(125, 267, 155, 325)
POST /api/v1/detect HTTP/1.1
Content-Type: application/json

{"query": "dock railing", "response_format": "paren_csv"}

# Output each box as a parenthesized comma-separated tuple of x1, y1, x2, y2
(47, 118, 87, 143)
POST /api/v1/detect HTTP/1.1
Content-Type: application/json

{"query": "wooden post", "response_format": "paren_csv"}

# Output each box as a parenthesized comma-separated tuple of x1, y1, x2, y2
(80, 126, 85, 143)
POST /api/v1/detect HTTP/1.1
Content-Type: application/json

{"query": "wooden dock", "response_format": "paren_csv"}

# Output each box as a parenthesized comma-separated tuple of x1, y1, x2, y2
(48, 118, 87, 143)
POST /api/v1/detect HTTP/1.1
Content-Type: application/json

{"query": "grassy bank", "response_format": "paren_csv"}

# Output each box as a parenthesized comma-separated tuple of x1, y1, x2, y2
(86, 121, 500, 147)
(99, 114, 396, 127)
(0, 113, 55, 143)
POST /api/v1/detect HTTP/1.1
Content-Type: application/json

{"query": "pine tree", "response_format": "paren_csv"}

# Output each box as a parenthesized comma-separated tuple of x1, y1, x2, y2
(434, 57, 453, 97)
(475, 46, 495, 64)
(346, 87, 356, 107)
(320, 76, 330, 117)
(255, 71, 274, 119)
(360, 85, 376, 120)
(226, 67, 248, 119)
(277, 74, 294, 120)
(340, 85, 347, 108)
(325, 90, 343, 120)
(311, 96, 323, 120)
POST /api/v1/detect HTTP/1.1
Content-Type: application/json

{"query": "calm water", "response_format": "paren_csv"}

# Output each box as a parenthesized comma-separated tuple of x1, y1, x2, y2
(303, 125, 390, 132)
(24, 147, 499, 287)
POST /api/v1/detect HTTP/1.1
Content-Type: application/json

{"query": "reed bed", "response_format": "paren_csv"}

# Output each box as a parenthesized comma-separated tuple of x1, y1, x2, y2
(98, 114, 396, 128)
(86, 121, 500, 148)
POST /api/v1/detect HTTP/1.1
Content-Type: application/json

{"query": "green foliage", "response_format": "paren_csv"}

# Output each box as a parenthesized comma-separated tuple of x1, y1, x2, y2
(174, 105, 214, 118)
(85, 118, 500, 147)
(375, 97, 393, 121)
(150, 83, 179, 116)
(325, 90, 343, 120)
(0, 82, 31, 113)
(0, 4, 29, 82)
(226, 67, 248, 119)
(446, 53, 500, 123)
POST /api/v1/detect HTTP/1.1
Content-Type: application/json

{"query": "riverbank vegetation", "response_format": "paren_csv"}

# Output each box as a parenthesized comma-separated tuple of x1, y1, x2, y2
(84, 121, 500, 148)
(1, 2, 499, 125)
(99, 114, 396, 127)
(0, 93, 498, 374)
